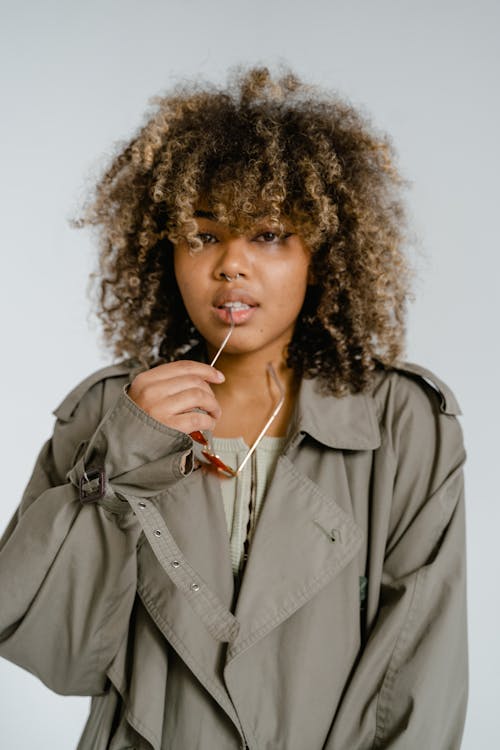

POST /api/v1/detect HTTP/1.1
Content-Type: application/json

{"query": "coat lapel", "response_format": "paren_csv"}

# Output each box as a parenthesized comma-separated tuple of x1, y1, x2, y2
(224, 450, 364, 664)
(135, 465, 241, 731)
(224, 373, 381, 662)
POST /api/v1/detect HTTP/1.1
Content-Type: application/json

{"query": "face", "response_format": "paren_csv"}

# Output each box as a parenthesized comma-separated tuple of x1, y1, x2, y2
(173, 209, 311, 363)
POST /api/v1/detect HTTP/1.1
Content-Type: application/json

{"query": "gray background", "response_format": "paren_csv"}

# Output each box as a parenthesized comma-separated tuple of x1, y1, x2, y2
(0, 0, 498, 746)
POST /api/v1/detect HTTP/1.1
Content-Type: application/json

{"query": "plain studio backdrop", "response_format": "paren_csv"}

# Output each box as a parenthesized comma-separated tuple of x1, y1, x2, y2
(0, 0, 498, 747)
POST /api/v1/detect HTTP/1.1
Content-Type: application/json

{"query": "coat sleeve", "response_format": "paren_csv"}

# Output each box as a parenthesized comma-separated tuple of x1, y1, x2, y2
(0, 368, 194, 697)
(324, 370, 468, 749)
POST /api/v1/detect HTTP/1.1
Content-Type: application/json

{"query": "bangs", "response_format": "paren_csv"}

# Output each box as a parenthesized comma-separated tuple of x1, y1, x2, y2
(165, 150, 327, 251)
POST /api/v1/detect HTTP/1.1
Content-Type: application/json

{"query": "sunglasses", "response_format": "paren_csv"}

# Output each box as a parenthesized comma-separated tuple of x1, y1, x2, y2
(190, 312, 285, 477)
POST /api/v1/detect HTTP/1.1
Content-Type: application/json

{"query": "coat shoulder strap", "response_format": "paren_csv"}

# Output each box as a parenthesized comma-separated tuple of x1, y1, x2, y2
(52, 359, 142, 422)
(388, 360, 462, 416)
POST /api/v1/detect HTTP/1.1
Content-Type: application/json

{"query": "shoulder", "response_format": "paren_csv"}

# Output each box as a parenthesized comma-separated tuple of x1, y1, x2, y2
(49, 359, 147, 478)
(370, 359, 466, 495)
(52, 358, 145, 423)
(370, 358, 462, 424)
(379, 360, 462, 416)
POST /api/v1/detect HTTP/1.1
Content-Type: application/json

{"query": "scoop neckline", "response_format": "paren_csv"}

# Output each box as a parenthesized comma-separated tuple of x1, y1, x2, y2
(211, 435, 288, 451)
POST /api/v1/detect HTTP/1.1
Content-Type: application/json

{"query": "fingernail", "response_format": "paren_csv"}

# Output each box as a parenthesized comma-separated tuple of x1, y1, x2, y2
(215, 370, 225, 381)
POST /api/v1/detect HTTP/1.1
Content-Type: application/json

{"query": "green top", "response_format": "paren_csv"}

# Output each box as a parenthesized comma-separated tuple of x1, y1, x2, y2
(212, 435, 288, 577)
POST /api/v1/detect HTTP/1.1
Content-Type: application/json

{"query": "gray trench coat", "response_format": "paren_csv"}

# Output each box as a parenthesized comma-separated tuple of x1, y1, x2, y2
(0, 355, 468, 749)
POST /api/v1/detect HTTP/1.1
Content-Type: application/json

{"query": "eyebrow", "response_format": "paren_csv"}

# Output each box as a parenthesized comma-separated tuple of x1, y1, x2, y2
(193, 210, 219, 221)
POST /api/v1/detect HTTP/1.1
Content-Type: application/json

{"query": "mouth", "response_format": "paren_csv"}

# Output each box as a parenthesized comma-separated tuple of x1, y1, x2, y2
(212, 289, 259, 307)
(212, 303, 258, 326)
(218, 301, 253, 311)
(212, 289, 259, 324)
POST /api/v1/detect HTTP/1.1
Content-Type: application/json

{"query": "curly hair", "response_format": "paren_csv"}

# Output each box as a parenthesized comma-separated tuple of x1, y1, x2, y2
(76, 64, 416, 396)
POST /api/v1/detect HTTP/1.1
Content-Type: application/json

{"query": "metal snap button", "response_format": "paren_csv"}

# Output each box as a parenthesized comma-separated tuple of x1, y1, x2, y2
(153, 529, 161, 537)
(171, 560, 180, 568)
(191, 583, 200, 591)
(138, 501, 146, 509)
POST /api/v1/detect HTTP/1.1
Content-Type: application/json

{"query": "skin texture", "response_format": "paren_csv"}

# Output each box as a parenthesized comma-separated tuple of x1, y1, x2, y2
(174, 215, 310, 361)
(129, 212, 311, 443)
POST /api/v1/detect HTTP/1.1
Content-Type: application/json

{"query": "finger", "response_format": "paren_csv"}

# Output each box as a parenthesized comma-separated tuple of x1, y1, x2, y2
(169, 411, 218, 435)
(143, 375, 214, 401)
(152, 387, 222, 422)
(129, 364, 223, 406)
(132, 375, 215, 413)
(139, 360, 225, 386)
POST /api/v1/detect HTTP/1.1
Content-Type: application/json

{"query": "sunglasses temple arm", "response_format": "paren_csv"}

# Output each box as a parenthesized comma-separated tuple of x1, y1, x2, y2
(236, 365, 285, 475)
(210, 311, 235, 368)
(190, 318, 233, 444)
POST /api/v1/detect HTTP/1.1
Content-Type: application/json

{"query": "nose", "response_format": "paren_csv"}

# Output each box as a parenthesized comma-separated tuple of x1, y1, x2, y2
(212, 236, 251, 281)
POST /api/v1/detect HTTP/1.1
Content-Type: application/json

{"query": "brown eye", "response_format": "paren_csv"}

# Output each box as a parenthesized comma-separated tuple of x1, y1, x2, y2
(255, 231, 292, 243)
(255, 231, 277, 242)
(197, 232, 218, 244)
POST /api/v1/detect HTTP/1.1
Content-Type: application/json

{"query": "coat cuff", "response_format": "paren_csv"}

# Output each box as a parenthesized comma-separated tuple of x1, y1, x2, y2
(66, 384, 194, 507)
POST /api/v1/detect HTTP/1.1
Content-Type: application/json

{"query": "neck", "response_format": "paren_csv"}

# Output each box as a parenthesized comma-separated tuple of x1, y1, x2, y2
(205, 343, 297, 398)
(205, 344, 299, 442)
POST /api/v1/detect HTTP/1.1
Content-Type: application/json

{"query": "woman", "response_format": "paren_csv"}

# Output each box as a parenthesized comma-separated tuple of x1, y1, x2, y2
(0, 66, 467, 748)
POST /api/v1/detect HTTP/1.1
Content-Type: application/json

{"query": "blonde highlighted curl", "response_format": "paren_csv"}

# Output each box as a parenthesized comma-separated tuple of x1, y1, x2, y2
(76, 65, 416, 396)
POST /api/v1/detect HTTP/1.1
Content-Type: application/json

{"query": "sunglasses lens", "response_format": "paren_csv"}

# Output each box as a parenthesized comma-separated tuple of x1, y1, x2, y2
(202, 451, 237, 477)
(190, 430, 208, 446)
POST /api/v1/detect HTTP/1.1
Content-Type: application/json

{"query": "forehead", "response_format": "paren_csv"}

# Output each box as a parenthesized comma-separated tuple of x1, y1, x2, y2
(191, 183, 280, 221)
(191, 201, 294, 233)
(193, 208, 284, 224)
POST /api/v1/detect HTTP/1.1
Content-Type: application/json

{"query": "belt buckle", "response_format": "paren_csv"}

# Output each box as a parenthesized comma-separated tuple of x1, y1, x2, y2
(79, 467, 105, 503)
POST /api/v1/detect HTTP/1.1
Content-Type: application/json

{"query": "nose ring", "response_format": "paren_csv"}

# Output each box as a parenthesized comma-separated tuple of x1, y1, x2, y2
(221, 272, 241, 281)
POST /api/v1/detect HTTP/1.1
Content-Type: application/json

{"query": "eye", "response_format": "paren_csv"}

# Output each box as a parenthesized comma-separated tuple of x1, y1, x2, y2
(196, 232, 218, 244)
(254, 231, 292, 243)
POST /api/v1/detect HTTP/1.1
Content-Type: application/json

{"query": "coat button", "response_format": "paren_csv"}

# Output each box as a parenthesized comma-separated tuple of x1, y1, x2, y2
(191, 583, 200, 591)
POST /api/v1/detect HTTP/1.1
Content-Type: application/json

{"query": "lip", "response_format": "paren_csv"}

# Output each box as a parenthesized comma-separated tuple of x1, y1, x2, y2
(211, 287, 259, 326)
(212, 305, 257, 325)
(212, 288, 259, 308)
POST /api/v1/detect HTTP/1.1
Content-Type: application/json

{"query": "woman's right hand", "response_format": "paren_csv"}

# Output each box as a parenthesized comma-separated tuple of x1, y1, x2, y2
(127, 360, 224, 435)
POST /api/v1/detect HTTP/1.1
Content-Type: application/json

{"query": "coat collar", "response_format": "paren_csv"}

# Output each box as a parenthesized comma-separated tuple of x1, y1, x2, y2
(288, 374, 381, 450)
(177, 342, 381, 452)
